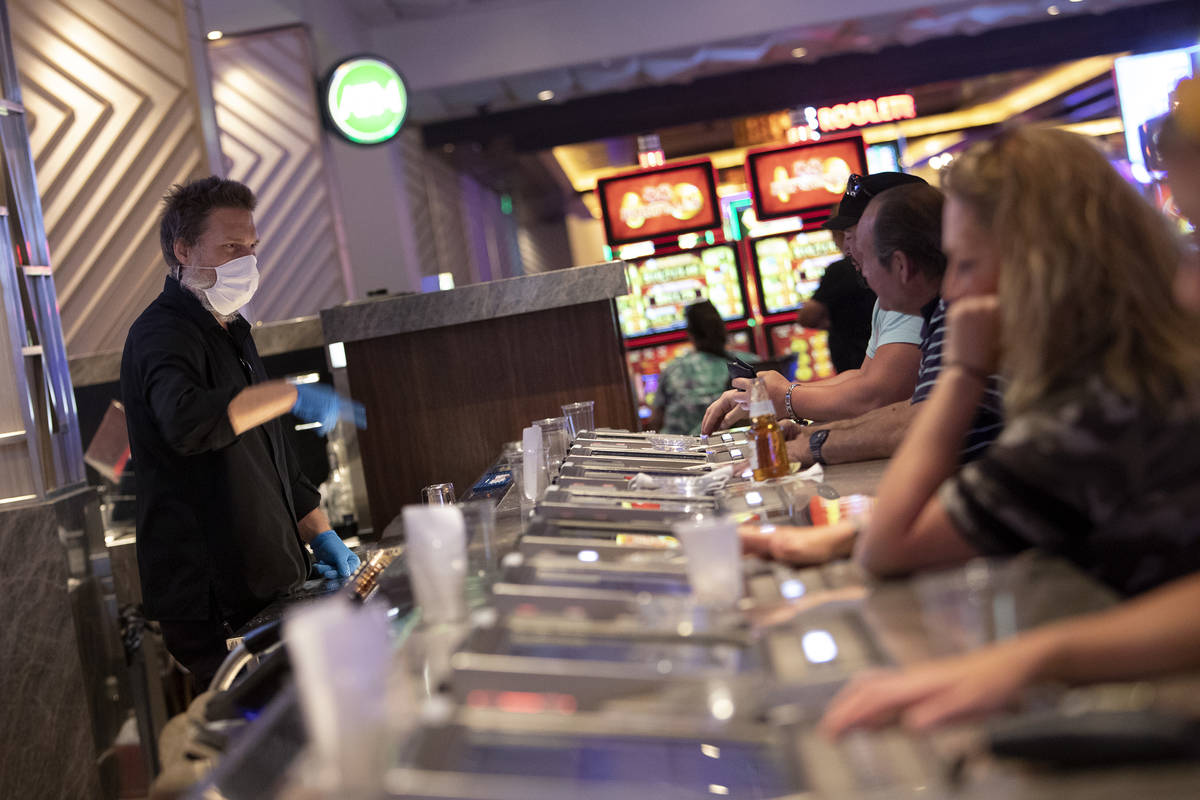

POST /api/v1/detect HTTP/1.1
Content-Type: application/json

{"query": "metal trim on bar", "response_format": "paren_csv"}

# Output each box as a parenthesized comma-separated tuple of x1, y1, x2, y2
(0, 219, 45, 498)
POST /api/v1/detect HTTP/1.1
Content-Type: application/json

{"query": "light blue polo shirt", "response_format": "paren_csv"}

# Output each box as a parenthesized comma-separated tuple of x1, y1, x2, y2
(864, 299, 923, 359)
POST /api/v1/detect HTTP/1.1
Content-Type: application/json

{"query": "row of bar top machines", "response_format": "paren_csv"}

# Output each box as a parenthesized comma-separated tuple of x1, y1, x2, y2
(197, 427, 939, 800)
(609, 133, 893, 419)
(391, 429, 915, 798)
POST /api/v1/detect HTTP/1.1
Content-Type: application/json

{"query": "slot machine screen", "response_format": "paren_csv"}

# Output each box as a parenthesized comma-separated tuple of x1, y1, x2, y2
(768, 323, 835, 383)
(617, 244, 746, 338)
(754, 230, 842, 315)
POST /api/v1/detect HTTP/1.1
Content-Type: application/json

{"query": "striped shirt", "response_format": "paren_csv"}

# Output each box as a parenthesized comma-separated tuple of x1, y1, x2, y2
(911, 298, 1005, 463)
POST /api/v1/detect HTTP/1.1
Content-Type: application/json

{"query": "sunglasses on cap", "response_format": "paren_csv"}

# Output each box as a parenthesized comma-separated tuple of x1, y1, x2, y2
(844, 173, 873, 199)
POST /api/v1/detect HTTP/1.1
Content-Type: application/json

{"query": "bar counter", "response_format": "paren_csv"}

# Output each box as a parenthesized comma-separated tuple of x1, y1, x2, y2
(321, 262, 637, 534)
(187, 456, 1200, 799)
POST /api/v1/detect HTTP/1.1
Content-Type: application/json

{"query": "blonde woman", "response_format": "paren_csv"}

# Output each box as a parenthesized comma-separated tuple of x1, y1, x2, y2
(823, 121, 1200, 734)
(854, 126, 1200, 592)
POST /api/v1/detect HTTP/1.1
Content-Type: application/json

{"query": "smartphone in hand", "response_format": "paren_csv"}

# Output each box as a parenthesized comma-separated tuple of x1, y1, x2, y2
(726, 354, 757, 384)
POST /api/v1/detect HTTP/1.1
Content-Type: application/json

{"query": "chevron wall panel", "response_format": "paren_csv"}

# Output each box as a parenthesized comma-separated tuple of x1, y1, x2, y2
(9, 0, 211, 357)
(207, 28, 350, 322)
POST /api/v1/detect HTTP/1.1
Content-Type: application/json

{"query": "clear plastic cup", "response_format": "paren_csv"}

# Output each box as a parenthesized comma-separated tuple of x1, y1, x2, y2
(672, 515, 743, 609)
(521, 426, 547, 503)
(457, 499, 497, 587)
(421, 482, 455, 504)
(561, 400, 595, 440)
(402, 505, 467, 624)
(284, 596, 393, 795)
(533, 416, 569, 479)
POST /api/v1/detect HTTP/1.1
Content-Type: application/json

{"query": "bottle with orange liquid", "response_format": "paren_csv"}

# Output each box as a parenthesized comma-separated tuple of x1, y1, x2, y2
(748, 377, 790, 480)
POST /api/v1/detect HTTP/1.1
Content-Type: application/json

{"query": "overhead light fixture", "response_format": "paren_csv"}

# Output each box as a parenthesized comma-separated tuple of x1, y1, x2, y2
(1047, 5, 1061, 14)
(790, 47, 808, 59)
(206, 30, 223, 40)
(537, 89, 555, 102)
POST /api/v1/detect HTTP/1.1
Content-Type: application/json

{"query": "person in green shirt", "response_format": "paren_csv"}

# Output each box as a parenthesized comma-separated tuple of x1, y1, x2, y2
(647, 300, 757, 435)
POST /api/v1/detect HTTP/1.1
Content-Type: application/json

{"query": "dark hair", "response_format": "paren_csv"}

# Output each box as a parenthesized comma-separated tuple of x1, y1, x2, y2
(869, 183, 946, 280)
(159, 176, 257, 276)
(685, 300, 727, 357)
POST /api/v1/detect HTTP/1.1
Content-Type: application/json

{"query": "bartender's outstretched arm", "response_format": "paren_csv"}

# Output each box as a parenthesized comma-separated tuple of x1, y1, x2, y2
(227, 380, 299, 435)
(227, 381, 366, 436)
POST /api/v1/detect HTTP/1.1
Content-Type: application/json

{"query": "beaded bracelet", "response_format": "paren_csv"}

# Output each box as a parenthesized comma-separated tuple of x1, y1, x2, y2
(784, 382, 802, 421)
(944, 360, 990, 383)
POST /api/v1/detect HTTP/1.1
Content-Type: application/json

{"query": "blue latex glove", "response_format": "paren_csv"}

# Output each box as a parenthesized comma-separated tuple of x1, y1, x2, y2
(292, 383, 367, 436)
(311, 530, 360, 579)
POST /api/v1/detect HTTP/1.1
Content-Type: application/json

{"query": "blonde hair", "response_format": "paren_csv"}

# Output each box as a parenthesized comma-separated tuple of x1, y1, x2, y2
(943, 127, 1200, 414)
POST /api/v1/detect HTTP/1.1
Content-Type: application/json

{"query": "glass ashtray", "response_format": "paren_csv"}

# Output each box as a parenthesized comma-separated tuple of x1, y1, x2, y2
(646, 433, 694, 452)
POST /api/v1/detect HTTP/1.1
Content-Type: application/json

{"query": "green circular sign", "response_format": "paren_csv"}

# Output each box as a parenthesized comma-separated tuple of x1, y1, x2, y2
(324, 57, 408, 145)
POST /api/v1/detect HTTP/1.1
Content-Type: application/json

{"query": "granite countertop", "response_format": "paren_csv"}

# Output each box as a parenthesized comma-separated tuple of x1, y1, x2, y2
(68, 315, 325, 387)
(69, 263, 628, 385)
(320, 261, 629, 343)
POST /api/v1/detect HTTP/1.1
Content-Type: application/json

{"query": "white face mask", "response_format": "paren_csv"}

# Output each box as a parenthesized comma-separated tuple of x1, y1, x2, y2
(201, 254, 260, 315)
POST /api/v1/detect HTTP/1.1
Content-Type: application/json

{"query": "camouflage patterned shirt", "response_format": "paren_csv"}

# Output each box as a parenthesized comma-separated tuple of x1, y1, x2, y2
(940, 377, 1200, 596)
(654, 349, 758, 436)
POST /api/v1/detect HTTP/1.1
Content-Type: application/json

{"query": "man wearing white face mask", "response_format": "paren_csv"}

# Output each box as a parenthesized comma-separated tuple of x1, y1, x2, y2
(120, 176, 364, 690)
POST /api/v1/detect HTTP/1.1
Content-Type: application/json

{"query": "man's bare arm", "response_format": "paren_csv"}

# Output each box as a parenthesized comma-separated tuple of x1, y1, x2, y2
(297, 506, 333, 544)
(227, 380, 298, 435)
(787, 400, 918, 467)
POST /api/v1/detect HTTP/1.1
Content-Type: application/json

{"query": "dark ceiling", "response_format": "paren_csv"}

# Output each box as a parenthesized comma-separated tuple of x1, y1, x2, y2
(422, 0, 1197, 223)
(422, 0, 1200, 152)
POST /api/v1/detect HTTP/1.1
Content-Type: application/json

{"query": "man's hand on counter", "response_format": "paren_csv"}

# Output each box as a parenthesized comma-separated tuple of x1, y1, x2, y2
(311, 530, 360, 579)
(738, 521, 858, 566)
(701, 389, 749, 435)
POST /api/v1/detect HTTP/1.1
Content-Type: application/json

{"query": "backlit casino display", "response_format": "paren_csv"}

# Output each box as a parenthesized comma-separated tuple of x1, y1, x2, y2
(754, 230, 843, 314)
(597, 160, 721, 245)
(616, 245, 746, 338)
(746, 137, 867, 221)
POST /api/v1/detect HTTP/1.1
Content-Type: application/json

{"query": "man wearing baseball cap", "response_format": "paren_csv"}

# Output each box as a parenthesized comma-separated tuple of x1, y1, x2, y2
(822, 172, 927, 230)
(796, 201, 875, 374)
(701, 172, 930, 435)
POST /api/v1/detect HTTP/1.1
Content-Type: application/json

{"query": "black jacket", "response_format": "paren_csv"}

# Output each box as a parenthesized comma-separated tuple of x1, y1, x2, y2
(121, 277, 318, 621)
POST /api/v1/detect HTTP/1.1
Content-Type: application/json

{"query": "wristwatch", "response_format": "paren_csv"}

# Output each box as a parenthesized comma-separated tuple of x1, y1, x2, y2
(808, 428, 830, 466)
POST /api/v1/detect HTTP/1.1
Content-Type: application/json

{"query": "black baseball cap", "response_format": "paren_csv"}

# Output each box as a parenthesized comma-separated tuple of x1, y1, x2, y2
(822, 172, 928, 230)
